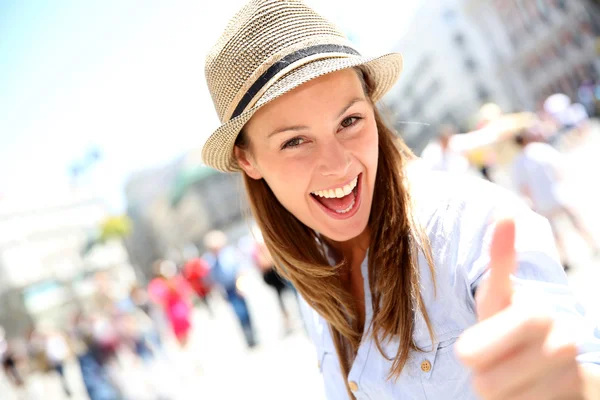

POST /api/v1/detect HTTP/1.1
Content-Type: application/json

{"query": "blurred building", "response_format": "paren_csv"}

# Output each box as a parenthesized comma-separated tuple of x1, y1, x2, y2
(385, 0, 515, 153)
(0, 194, 134, 337)
(466, 0, 600, 110)
(124, 158, 184, 280)
(124, 159, 248, 282)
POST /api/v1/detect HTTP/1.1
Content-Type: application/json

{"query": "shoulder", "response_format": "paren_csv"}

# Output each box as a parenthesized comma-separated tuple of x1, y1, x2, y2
(406, 162, 555, 275)
(297, 295, 333, 359)
(407, 162, 526, 232)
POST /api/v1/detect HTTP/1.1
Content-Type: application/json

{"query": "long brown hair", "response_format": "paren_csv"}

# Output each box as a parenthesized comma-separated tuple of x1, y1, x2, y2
(236, 69, 435, 399)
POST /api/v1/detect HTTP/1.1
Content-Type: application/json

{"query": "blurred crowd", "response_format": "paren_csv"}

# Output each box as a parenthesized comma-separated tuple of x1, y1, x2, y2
(421, 85, 600, 270)
(0, 227, 298, 400)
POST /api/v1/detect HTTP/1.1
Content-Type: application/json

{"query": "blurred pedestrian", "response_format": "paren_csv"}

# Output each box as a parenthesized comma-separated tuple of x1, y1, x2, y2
(420, 124, 471, 174)
(69, 312, 123, 400)
(542, 93, 591, 147)
(421, 115, 535, 176)
(44, 331, 72, 397)
(1, 328, 24, 388)
(512, 128, 599, 269)
(148, 260, 194, 347)
(182, 257, 215, 317)
(116, 307, 155, 365)
(578, 79, 597, 117)
(26, 327, 47, 374)
(203, 230, 257, 348)
(251, 228, 296, 334)
(468, 103, 503, 181)
(129, 285, 164, 351)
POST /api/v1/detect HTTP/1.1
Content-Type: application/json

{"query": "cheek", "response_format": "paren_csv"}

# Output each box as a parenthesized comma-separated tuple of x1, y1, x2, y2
(260, 160, 312, 210)
(352, 121, 379, 170)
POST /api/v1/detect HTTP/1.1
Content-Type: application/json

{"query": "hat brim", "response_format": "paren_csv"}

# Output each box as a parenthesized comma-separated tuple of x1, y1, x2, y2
(202, 53, 404, 172)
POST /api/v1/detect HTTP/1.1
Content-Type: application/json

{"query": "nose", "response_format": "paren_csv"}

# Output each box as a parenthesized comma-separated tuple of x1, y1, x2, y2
(318, 137, 351, 177)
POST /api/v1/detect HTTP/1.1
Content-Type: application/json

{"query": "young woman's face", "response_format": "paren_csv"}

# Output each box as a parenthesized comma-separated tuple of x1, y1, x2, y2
(237, 69, 379, 242)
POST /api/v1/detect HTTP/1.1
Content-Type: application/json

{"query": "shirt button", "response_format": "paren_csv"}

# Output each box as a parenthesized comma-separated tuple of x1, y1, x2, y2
(421, 359, 432, 373)
(348, 380, 359, 392)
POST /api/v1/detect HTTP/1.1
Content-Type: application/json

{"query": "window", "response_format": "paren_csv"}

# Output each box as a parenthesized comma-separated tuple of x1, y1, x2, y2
(585, 14, 600, 36)
(423, 79, 442, 101)
(410, 100, 423, 118)
(441, 111, 458, 127)
(554, 41, 566, 57)
(537, 0, 551, 22)
(465, 57, 478, 71)
(476, 85, 491, 102)
(556, 0, 567, 12)
(572, 30, 584, 48)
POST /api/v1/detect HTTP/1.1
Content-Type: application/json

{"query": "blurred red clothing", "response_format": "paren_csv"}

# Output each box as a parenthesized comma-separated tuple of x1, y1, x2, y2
(182, 258, 213, 298)
(148, 276, 193, 341)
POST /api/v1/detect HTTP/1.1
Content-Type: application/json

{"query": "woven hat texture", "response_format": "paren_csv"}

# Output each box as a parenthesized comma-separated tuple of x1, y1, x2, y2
(203, 0, 403, 172)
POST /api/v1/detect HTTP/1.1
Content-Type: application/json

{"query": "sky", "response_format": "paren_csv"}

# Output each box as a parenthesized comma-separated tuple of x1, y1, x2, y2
(0, 0, 420, 213)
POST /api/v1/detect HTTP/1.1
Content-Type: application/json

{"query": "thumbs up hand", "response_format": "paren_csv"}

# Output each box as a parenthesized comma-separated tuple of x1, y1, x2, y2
(476, 217, 517, 320)
(456, 218, 584, 399)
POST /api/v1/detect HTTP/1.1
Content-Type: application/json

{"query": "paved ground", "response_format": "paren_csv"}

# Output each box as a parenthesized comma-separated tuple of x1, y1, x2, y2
(3, 122, 600, 399)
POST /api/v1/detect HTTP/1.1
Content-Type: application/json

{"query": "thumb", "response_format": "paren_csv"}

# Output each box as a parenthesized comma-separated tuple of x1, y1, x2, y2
(476, 217, 517, 321)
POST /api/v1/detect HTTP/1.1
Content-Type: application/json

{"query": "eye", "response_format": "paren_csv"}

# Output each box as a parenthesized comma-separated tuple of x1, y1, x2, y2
(281, 137, 305, 149)
(340, 116, 361, 129)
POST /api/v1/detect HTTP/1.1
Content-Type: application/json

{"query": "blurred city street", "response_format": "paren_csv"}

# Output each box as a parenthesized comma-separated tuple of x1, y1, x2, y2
(1, 123, 599, 400)
(1, 1, 599, 399)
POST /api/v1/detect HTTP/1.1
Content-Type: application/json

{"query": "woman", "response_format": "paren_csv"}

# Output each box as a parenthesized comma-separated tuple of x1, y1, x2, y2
(201, 1, 600, 398)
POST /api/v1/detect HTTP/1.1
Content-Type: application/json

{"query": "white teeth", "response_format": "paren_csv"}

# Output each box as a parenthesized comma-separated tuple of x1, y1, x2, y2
(312, 176, 359, 198)
(335, 198, 356, 214)
(342, 184, 352, 196)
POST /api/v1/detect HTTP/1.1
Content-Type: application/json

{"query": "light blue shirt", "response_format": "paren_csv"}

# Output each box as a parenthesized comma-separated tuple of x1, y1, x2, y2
(203, 246, 243, 289)
(299, 168, 600, 399)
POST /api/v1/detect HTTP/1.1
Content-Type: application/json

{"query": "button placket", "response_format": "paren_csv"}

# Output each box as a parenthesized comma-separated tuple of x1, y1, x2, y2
(420, 359, 432, 373)
(417, 344, 439, 380)
(348, 380, 359, 392)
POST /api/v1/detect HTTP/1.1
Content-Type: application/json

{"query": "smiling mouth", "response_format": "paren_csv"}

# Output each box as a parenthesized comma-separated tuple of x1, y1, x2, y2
(310, 174, 360, 215)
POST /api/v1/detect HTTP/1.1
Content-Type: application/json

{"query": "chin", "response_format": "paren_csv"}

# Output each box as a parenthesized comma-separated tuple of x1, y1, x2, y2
(319, 214, 370, 243)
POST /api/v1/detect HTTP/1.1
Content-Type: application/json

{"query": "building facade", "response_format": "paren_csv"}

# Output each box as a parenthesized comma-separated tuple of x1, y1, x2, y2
(385, 0, 515, 153)
(466, 0, 600, 110)
(0, 194, 134, 337)
(124, 160, 248, 283)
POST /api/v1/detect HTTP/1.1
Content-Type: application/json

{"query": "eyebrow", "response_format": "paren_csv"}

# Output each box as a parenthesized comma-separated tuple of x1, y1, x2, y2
(337, 97, 365, 119)
(267, 97, 366, 138)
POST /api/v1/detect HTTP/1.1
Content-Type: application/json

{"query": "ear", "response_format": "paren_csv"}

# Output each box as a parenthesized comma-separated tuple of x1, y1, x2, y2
(234, 145, 263, 180)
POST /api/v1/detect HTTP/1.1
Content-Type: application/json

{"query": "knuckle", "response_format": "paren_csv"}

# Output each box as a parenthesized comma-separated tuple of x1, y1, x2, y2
(549, 342, 578, 363)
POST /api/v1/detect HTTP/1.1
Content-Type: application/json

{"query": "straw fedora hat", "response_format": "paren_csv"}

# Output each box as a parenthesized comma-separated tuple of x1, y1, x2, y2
(202, 0, 404, 172)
